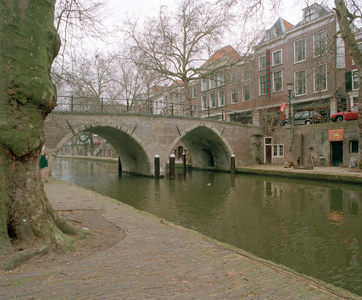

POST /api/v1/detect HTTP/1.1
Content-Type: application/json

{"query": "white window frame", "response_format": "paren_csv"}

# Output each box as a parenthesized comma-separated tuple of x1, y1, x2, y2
(273, 70, 283, 92)
(192, 86, 197, 98)
(272, 50, 282, 66)
(295, 70, 307, 96)
(304, 7, 315, 23)
(259, 56, 266, 70)
(352, 70, 359, 90)
(217, 71, 225, 86)
(314, 30, 327, 57)
(314, 64, 327, 92)
(259, 75, 266, 95)
(242, 86, 250, 102)
(231, 89, 239, 103)
(243, 69, 250, 81)
(193, 105, 198, 116)
(201, 95, 207, 110)
(273, 144, 284, 158)
(218, 90, 225, 107)
(231, 72, 238, 83)
(294, 38, 306, 63)
(209, 74, 216, 89)
(201, 78, 207, 91)
(210, 93, 216, 108)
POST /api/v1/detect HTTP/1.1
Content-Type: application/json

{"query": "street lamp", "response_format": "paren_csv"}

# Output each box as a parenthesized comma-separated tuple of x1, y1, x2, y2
(287, 82, 294, 124)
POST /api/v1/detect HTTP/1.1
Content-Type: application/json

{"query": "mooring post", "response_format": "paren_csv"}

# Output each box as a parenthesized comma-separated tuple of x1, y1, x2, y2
(231, 155, 235, 174)
(169, 154, 176, 179)
(155, 155, 160, 178)
(118, 156, 122, 173)
(182, 152, 187, 172)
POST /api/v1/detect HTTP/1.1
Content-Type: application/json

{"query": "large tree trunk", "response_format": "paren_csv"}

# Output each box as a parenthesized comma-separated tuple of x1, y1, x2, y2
(0, 0, 90, 269)
(334, 0, 362, 168)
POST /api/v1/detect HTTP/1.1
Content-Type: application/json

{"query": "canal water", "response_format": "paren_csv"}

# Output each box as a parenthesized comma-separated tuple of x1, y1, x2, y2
(52, 157, 362, 296)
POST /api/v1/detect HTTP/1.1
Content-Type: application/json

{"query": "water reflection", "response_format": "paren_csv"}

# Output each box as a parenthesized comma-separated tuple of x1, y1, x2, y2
(52, 158, 362, 296)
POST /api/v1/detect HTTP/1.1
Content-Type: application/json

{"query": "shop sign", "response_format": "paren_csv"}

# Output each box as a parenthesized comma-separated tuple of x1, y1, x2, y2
(328, 129, 344, 141)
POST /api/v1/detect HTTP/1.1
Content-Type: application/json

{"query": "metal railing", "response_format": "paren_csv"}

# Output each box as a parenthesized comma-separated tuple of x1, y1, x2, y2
(54, 95, 235, 122)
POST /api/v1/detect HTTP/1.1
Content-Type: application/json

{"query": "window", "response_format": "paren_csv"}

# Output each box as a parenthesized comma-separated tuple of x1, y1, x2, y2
(182, 108, 186, 116)
(210, 93, 216, 108)
(353, 72, 359, 90)
(231, 72, 238, 83)
(210, 74, 216, 89)
(314, 31, 326, 56)
(182, 93, 186, 102)
(201, 78, 207, 91)
(314, 64, 327, 91)
(273, 145, 284, 158)
(259, 56, 266, 70)
(260, 76, 266, 95)
(217, 71, 225, 86)
(305, 7, 315, 22)
(273, 71, 282, 92)
(243, 86, 250, 102)
(295, 39, 306, 62)
(193, 105, 197, 116)
(243, 69, 250, 81)
(295, 70, 306, 95)
(349, 140, 359, 153)
(231, 89, 239, 103)
(266, 29, 275, 41)
(273, 50, 282, 65)
(202, 95, 207, 110)
(192, 86, 197, 98)
(218, 91, 225, 106)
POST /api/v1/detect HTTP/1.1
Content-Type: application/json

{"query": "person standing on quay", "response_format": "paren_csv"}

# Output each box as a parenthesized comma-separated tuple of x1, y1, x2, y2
(40, 145, 49, 182)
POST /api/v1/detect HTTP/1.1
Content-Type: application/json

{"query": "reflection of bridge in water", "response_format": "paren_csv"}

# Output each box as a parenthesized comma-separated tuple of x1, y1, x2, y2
(44, 112, 264, 177)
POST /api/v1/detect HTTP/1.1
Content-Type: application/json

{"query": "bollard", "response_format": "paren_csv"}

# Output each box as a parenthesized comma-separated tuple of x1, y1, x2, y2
(118, 157, 122, 176)
(169, 154, 176, 179)
(155, 155, 160, 178)
(182, 152, 187, 172)
(231, 155, 235, 174)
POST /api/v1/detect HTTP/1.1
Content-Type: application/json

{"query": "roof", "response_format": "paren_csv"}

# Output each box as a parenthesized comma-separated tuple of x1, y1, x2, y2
(203, 45, 241, 66)
(283, 19, 294, 32)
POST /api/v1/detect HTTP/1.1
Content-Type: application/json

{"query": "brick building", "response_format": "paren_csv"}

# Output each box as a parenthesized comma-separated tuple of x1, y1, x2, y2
(154, 3, 349, 126)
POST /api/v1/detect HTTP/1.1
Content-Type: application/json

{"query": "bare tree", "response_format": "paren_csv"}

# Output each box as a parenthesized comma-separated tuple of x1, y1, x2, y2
(334, 0, 362, 167)
(56, 51, 120, 110)
(123, 0, 240, 109)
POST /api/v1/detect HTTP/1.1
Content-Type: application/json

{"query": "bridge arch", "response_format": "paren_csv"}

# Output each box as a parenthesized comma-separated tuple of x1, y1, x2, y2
(49, 122, 151, 176)
(167, 123, 233, 171)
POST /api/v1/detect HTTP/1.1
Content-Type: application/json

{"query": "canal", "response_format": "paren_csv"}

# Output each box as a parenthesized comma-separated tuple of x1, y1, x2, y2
(52, 157, 362, 296)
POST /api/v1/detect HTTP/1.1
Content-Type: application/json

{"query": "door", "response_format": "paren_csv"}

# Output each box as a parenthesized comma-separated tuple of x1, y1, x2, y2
(265, 145, 272, 164)
(265, 137, 272, 164)
(331, 141, 343, 166)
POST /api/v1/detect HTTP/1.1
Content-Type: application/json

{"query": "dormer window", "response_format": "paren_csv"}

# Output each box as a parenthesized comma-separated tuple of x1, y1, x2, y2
(305, 7, 315, 22)
(266, 29, 275, 41)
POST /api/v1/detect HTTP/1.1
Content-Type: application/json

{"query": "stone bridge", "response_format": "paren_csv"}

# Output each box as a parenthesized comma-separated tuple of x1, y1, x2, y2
(44, 112, 264, 176)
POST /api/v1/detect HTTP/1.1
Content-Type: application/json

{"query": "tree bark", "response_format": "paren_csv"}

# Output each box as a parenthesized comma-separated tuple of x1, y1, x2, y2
(334, 0, 362, 168)
(0, 0, 90, 268)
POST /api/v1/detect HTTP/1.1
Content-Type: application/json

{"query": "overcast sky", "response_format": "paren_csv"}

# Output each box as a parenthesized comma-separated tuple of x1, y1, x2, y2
(108, 0, 306, 27)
